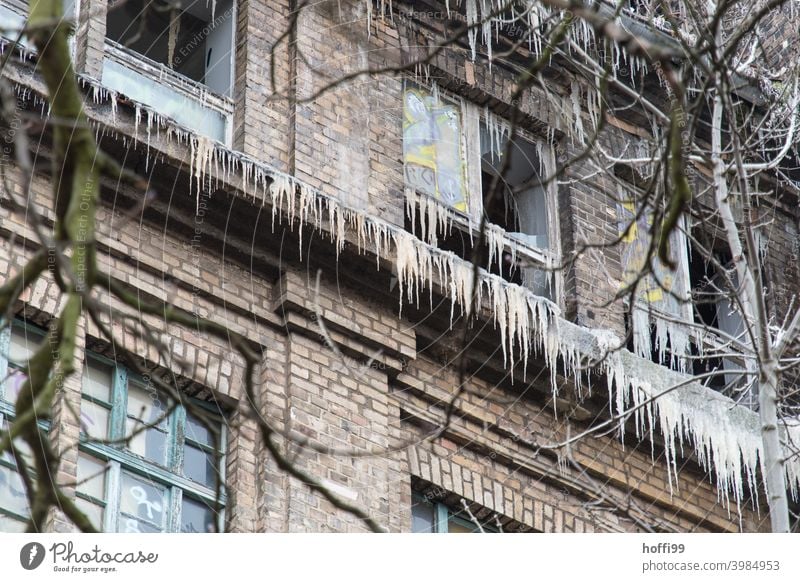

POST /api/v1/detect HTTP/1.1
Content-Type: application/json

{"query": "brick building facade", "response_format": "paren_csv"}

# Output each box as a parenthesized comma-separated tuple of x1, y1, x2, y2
(1, 0, 797, 533)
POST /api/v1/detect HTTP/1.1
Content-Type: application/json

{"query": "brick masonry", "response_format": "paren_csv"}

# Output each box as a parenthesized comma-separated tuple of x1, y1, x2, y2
(0, 0, 788, 533)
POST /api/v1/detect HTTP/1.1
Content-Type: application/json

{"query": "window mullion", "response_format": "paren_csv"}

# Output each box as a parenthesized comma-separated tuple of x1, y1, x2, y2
(435, 502, 449, 534)
(110, 365, 128, 443)
(104, 460, 121, 533)
(171, 405, 186, 473)
(170, 486, 182, 533)
(463, 100, 483, 223)
(0, 326, 10, 402)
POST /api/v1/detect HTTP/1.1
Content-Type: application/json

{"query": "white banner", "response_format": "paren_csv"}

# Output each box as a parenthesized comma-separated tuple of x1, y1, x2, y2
(0, 533, 797, 581)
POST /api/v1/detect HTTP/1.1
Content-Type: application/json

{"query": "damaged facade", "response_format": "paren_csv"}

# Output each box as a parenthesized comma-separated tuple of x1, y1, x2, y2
(1, 0, 799, 533)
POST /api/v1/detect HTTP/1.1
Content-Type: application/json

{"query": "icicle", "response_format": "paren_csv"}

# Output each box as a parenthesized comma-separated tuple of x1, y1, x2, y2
(466, 0, 478, 60)
(631, 304, 650, 360)
(62, 66, 800, 514)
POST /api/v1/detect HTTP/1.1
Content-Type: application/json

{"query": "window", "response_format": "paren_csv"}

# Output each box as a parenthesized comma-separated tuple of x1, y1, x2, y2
(480, 122, 552, 296)
(78, 355, 226, 532)
(402, 82, 558, 298)
(689, 248, 748, 401)
(411, 493, 497, 533)
(403, 85, 469, 212)
(616, 170, 693, 371)
(102, 0, 235, 142)
(0, 0, 76, 51)
(0, 322, 45, 532)
(106, 0, 233, 95)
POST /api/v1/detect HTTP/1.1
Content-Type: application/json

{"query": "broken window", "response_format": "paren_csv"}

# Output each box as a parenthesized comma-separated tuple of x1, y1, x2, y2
(615, 170, 693, 371)
(101, 0, 235, 142)
(106, 0, 234, 96)
(689, 247, 749, 403)
(480, 123, 552, 297)
(479, 124, 550, 247)
(401, 85, 558, 299)
(402, 85, 469, 212)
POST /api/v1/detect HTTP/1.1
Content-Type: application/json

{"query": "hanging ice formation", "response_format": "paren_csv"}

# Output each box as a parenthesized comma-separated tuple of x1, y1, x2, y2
(45, 65, 800, 518)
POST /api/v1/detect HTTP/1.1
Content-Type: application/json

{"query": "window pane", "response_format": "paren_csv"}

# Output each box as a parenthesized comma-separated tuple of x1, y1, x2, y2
(448, 516, 478, 533)
(75, 497, 104, 531)
(118, 516, 163, 533)
(126, 381, 168, 464)
(82, 360, 113, 402)
(8, 327, 37, 363)
(0, 464, 29, 517)
(1, 369, 27, 404)
(411, 498, 435, 533)
(185, 413, 216, 448)
(101, 59, 228, 142)
(180, 497, 217, 533)
(76, 454, 106, 501)
(183, 444, 217, 488)
(127, 381, 166, 426)
(119, 473, 166, 530)
(126, 419, 168, 465)
(403, 87, 468, 212)
(0, 513, 26, 532)
(80, 400, 110, 439)
(0, 419, 31, 466)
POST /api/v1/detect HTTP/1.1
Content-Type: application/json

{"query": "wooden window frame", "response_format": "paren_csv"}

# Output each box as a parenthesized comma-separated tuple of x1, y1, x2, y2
(78, 352, 227, 533)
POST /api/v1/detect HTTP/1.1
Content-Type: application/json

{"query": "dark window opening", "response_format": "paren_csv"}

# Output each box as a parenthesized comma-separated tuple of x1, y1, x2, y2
(479, 124, 551, 297)
(688, 246, 749, 403)
(106, 0, 233, 95)
(404, 204, 522, 285)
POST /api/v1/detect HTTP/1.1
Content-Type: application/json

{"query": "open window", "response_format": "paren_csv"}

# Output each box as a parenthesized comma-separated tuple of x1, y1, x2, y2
(689, 247, 748, 401)
(480, 123, 552, 296)
(401, 82, 558, 299)
(102, 0, 235, 142)
(106, 0, 233, 96)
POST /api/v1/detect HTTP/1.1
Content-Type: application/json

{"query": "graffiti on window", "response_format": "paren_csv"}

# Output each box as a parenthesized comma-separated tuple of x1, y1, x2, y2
(403, 88, 468, 212)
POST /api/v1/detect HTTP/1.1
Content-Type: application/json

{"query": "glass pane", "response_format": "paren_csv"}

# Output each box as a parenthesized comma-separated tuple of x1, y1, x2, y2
(127, 381, 166, 426)
(76, 454, 106, 501)
(126, 381, 168, 464)
(180, 497, 217, 533)
(0, 514, 26, 532)
(185, 413, 215, 447)
(75, 497, 104, 531)
(411, 498, 435, 533)
(119, 473, 166, 529)
(1, 369, 27, 404)
(183, 444, 217, 488)
(447, 516, 478, 533)
(126, 418, 167, 465)
(82, 360, 113, 402)
(403, 86, 468, 212)
(8, 327, 37, 363)
(118, 516, 162, 533)
(80, 400, 110, 439)
(0, 465, 29, 517)
(0, 419, 32, 466)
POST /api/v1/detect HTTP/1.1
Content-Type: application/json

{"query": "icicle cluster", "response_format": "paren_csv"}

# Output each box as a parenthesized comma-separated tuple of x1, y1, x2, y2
(55, 70, 800, 518)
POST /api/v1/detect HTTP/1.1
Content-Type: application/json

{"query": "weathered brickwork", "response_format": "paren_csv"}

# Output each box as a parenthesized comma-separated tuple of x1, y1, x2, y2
(0, 0, 788, 534)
